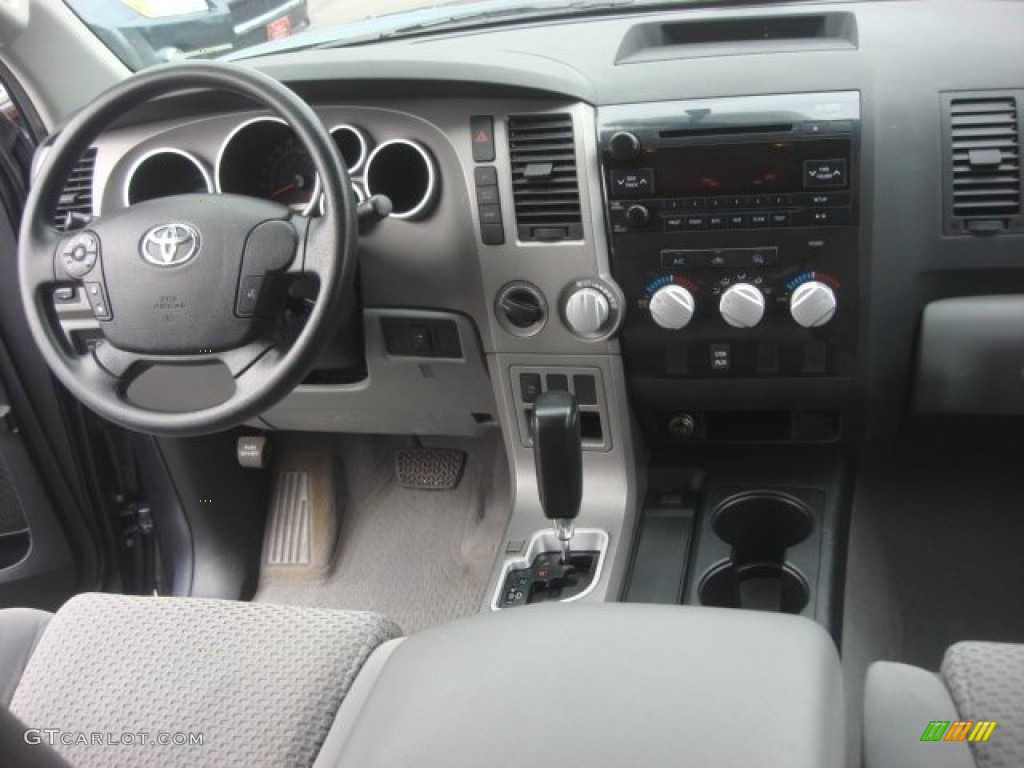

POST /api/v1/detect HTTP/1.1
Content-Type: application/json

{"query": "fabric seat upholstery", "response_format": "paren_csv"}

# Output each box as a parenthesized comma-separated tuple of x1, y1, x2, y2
(1, 592, 401, 767)
(864, 641, 1024, 768)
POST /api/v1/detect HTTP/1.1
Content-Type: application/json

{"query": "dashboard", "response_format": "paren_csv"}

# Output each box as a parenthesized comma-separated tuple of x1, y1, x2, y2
(50, 0, 1024, 448)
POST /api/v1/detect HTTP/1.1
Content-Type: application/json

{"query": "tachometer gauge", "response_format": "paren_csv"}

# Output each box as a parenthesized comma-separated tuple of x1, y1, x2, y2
(261, 137, 318, 211)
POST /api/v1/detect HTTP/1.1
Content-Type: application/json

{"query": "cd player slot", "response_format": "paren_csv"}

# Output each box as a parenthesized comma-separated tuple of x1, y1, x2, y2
(659, 123, 793, 139)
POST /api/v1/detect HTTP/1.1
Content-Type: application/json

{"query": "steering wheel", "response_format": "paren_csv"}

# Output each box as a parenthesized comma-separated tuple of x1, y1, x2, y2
(18, 62, 357, 436)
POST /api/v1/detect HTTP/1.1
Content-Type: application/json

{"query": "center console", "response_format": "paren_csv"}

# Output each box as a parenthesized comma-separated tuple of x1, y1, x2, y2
(329, 603, 845, 768)
(599, 92, 861, 444)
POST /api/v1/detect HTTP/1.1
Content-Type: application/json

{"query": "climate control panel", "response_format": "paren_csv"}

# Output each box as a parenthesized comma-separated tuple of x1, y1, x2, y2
(622, 254, 855, 379)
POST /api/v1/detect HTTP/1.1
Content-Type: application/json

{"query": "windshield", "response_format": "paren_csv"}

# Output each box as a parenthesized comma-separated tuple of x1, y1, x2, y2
(64, 0, 594, 71)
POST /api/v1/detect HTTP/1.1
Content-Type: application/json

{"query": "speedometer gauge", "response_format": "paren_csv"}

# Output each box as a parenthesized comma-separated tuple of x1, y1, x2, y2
(261, 137, 317, 211)
(217, 117, 319, 214)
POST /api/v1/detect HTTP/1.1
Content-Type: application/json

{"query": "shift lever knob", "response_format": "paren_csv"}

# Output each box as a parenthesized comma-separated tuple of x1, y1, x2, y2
(533, 390, 582, 564)
(533, 390, 582, 521)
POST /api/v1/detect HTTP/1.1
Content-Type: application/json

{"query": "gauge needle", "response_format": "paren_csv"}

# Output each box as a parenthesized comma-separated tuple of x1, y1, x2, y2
(270, 182, 297, 198)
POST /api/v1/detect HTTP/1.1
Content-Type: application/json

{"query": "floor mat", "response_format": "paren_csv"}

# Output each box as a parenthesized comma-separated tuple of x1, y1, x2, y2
(254, 431, 510, 634)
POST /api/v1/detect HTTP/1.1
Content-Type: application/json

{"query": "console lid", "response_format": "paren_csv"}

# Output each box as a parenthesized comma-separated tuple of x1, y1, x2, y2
(331, 603, 844, 767)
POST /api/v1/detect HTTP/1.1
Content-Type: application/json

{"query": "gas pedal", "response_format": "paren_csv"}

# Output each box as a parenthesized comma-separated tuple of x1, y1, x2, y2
(264, 471, 311, 565)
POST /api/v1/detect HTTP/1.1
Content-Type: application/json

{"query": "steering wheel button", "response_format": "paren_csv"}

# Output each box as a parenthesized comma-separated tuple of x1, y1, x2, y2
(236, 275, 264, 317)
(85, 282, 111, 320)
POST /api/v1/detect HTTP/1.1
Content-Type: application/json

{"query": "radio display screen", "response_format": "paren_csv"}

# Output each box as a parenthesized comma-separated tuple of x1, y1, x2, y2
(655, 139, 849, 197)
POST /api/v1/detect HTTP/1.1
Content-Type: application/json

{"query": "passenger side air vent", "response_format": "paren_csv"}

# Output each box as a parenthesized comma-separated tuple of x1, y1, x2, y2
(944, 94, 1022, 234)
(54, 147, 97, 232)
(508, 114, 583, 242)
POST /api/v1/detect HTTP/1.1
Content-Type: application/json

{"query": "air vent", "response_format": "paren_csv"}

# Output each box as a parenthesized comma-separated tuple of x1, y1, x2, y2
(54, 147, 97, 231)
(945, 95, 1021, 234)
(508, 114, 583, 242)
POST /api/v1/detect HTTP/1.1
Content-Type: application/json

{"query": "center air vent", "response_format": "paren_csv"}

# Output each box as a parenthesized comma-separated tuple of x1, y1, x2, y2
(508, 114, 583, 242)
(55, 147, 98, 231)
(945, 94, 1022, 234)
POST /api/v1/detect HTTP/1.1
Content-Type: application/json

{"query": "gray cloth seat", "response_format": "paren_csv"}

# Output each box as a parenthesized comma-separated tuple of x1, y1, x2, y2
(864, 642, 1024, 768)
(0, 592, 401, 767)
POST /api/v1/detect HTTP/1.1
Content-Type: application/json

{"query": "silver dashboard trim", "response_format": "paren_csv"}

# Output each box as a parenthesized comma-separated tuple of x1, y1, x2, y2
(329, 124, 370, 175)
(490, 528, 610, 611)
(122, 147, 213, 208)
(364, 138, 438, 221)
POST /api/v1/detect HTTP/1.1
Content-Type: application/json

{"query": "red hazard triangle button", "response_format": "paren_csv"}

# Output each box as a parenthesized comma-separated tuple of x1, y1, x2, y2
(470, 115, 495, 162)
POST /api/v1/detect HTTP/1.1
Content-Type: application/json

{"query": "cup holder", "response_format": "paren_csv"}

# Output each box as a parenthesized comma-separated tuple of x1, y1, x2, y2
(699, 562, 810, 613)
(698, 492, 814, 614)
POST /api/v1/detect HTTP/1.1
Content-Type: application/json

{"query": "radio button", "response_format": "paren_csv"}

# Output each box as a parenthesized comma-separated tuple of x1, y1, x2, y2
(796, 207, 850, 226)
(684, 215, 706, 230)
(610, 169, 655, 197)
(609, 131, 642, 161)
(797, 192, 850, 207)
(804, 159, 848, 188)
(662, 214, 686, 231)
(707, 214, 727, 229)
(770, 212, 792, 227)
(749, 213, 770, 227)
(727, 214, 748, 228)
(626, 204, 652, 228)
(680, 198, 703, 210)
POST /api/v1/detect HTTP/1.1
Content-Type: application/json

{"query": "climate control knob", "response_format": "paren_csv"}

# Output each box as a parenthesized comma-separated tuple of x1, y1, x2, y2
(789, 281, 838, 328)
(564, 287, 611, 335)
(719, 283, 765, 328)
(649, 284, 696, 330)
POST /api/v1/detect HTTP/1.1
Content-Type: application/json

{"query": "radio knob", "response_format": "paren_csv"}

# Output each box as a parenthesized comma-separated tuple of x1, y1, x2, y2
(649, 284, 696, 330)
(564, 287, 611, 336)
(719, 283, 766, 328)
(625, 204, 651, 228)
(609, 131, 641, 161)
(790, 280, 837, 328)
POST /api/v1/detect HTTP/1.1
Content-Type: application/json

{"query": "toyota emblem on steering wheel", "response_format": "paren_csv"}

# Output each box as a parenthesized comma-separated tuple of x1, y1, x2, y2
(140, 223, 201, 267)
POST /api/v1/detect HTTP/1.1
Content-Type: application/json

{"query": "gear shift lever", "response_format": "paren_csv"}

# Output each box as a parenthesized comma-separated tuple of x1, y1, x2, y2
(532, 390, 583, 564)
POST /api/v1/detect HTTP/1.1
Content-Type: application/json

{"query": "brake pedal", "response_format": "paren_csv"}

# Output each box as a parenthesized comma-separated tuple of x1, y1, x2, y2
(395, 448, 466, 490)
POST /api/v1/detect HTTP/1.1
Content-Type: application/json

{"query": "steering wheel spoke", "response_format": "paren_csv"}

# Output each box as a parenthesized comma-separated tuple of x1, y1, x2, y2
(92, 336, 278, 380)
(287, 213, 333, 280)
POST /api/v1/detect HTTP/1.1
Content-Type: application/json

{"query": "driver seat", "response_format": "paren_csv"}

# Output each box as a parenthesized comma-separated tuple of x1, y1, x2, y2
(0, 592, 402, 767)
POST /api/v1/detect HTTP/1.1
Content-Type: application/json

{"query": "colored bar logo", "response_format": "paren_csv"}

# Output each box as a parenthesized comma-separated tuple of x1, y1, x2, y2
(921, 721, 997, 742)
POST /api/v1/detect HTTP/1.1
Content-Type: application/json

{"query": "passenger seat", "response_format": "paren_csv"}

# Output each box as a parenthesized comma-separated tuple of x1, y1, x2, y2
(864, 642, 1024, 768)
